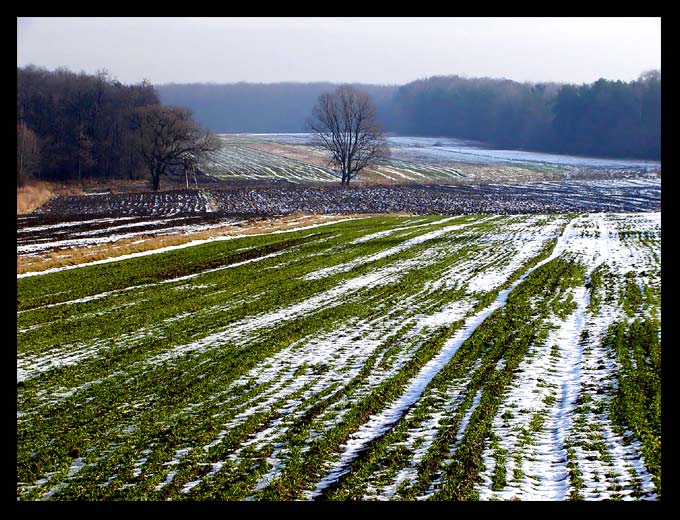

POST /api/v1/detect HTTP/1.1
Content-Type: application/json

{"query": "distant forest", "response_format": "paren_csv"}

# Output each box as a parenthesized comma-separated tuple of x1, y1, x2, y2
(17, 66, 160, 184)
(17, 66, 217, 188)
(158, 72, 660, 160)
(158, 82, 398, 135)
(17, 66, 661, 187)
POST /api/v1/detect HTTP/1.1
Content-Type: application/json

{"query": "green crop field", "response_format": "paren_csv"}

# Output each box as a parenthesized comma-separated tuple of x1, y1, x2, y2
(17, 212, 660, 500)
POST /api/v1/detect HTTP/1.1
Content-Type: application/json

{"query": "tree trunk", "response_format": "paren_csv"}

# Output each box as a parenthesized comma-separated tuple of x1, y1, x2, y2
(128, 150, 136, 180)
(19, 138, 24, 185)
(18, 108, 25, 185)
(152, 169, 160, 191)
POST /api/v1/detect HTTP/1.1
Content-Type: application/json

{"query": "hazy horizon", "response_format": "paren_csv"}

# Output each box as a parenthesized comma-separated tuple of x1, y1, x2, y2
(17, 17, 661, 86)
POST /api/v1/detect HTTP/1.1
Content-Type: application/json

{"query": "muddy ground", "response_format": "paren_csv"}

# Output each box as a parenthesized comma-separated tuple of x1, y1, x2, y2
(33, 180, 660, 219)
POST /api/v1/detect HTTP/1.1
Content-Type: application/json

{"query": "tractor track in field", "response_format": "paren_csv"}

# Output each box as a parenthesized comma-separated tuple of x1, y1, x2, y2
(17, 212, 660, 500)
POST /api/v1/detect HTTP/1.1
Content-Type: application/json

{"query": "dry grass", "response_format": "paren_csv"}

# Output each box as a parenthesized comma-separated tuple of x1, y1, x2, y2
(16, 179, 112, 215)
(17, 213, 372, 275)
(17, 181, 56, 215)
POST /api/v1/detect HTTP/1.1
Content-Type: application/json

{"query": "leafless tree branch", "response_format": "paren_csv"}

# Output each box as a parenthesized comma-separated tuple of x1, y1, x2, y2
(306, 85, 389, 184)
(135, 105, 219, 190)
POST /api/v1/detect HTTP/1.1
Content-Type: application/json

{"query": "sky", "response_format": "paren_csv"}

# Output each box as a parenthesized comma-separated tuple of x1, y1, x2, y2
(17, 17, 661, 86)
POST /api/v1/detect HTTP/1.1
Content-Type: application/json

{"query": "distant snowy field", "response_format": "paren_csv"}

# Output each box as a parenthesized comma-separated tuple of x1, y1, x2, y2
(250, 133, 661, 172)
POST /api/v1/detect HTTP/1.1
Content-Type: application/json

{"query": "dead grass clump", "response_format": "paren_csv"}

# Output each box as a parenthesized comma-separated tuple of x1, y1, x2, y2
(17, 181, 54, 215)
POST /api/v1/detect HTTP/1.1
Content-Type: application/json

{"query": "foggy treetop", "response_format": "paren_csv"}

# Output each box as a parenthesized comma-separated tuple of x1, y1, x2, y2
(18, 66, 661, 169)
(157, 73, 660, 160)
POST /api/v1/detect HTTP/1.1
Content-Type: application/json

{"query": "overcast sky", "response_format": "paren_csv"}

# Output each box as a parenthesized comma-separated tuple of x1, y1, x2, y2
(17, 17, 661, 86)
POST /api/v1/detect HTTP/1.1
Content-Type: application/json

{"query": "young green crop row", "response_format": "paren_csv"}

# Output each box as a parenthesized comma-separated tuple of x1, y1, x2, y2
(18, 214, 497, 498)
(17, 212, 660, 500)
(473, 212, 660, 501)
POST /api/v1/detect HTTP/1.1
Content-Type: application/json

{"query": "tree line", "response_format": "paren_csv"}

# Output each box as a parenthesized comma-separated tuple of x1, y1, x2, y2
(17, 65, 218, 189)
(159, 72, 660, 160)
(390, 72, 660, 159)
(157, 81, 398, 134)
(17, 66, 660, 191)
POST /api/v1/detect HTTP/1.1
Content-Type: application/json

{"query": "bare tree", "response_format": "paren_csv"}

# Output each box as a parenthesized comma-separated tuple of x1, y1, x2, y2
(77, 123, 96, 182)
(17, 122, 41, 186)
(134, 105, 219, 190)
(307, 85, 389, 184)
